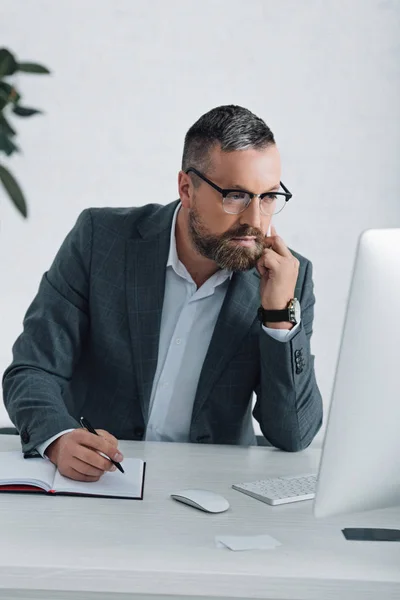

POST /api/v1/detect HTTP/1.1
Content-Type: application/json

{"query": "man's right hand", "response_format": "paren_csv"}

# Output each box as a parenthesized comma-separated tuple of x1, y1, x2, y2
(45, 429, 124, 482)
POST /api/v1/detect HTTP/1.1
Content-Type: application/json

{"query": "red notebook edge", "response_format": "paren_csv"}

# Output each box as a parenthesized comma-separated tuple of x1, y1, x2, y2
(0, 484, 48, 493)
(0, 460, 146, 500)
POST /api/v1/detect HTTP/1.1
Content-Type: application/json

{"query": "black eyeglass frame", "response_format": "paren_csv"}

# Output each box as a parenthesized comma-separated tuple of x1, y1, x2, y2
(185, 167, 292, 215)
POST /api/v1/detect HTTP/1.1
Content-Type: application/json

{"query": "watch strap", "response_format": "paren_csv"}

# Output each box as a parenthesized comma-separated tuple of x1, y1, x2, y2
(257, 306, 290, 323)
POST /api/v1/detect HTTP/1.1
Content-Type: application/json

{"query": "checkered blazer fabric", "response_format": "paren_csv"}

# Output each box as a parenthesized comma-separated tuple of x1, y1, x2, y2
(2, 201, 323, 454)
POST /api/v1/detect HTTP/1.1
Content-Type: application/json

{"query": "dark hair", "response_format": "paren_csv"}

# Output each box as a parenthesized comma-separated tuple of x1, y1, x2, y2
(181, 105, 275, 185)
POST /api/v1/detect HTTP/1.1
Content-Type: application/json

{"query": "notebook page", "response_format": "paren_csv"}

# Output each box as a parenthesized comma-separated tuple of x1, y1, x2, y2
(53, 458, 144, 498)
(0, 451, 56, 491)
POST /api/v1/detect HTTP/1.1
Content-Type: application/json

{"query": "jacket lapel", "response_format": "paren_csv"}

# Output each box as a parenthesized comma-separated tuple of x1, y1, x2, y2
(191, 269, 261, 424)
(125, 202, 179, 420)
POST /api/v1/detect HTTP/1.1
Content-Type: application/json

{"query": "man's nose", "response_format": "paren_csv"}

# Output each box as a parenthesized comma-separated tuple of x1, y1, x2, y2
(241, 196, 262, 230)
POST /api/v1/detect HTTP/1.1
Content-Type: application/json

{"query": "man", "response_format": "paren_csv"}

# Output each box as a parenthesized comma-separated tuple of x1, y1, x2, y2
(2, 105, 322, 482)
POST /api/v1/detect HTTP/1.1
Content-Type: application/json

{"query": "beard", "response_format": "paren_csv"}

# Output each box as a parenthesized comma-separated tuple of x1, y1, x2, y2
(188, 204, 266, 272)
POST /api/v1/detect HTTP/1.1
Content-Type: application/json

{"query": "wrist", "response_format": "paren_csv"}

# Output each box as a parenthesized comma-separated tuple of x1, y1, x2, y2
(45, 444, 57, 464)
(258, 298, 301, 328)
(261, 299, 292, 311)
(45, 438, 62, 463)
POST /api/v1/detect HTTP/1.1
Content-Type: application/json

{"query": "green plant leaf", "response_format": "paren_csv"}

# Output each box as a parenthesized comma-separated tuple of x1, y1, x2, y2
(0, 82, 13, 110)
(17, 62, 50, 75)
(0, 48, 18, 77)
(0, 164, 27, 217)
(0, 131, 19, 156)
(0, 114, 17, 137)
(0, 82, 13, 95)
(0, 82, 20, 107)
(12, 105, 42, 117)
(0, 91, 8, 111)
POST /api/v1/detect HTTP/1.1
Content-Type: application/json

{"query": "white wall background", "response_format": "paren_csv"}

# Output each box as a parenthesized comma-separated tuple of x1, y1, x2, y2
(1, 0, 399, 442)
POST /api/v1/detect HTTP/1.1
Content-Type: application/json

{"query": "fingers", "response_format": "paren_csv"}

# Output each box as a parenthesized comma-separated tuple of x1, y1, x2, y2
(48, 429, 123, 483)
(256, 260, 269, 278)
(61, 461, 103, 482)
(258, 246, 281, 270)
(69, 456, 108, 479)
(264, 232, 292, 258)
(260, 245, 299, 272)
(75, 429, 124, 463)
(54, 436, 107, 481)
(73, 443, 117, 473)
(95, 429, 118, 447)
(257, 234, 299, 279)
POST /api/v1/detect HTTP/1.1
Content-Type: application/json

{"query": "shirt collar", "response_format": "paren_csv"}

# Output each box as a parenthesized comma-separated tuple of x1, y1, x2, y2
(167, 203, 233, 286)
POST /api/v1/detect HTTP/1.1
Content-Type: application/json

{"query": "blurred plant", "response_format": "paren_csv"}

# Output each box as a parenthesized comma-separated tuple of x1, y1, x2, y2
(0, 48, 50, 218)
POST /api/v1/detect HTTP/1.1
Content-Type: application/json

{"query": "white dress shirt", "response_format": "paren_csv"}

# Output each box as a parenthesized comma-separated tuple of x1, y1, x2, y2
(37, 204, 300, 454)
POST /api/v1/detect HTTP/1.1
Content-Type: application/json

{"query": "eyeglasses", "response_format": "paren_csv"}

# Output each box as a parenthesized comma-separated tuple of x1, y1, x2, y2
(185, 167, 292, 216)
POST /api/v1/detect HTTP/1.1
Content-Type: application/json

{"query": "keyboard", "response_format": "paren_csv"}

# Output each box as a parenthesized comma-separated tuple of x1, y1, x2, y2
(232, 473, 317, 506)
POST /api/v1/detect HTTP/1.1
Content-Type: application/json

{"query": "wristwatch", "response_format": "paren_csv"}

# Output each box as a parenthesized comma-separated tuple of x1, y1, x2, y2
(257, 298, 301, 325)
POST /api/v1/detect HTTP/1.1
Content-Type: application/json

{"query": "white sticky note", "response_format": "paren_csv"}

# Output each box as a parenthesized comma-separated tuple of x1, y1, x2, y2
(215, 534, 281, 551)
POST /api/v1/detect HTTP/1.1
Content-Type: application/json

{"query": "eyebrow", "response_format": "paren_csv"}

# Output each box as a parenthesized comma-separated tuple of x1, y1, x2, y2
(229, 182, 281, 192)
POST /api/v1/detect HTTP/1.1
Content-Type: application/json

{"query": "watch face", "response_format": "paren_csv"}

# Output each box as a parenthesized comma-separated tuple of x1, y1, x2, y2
(290, 298, 301, 323)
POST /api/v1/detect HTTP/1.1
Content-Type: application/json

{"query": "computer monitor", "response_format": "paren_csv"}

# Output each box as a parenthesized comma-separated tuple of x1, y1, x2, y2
(313, 228, 400, 519)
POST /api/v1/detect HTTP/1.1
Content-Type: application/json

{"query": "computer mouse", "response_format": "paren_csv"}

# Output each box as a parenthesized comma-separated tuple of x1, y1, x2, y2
(170, 488, 230, 513)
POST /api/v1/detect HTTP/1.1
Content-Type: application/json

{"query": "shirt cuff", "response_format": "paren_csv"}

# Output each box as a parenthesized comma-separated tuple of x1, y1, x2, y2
(262, 320, 301, 343)
(36, 429, 76, 459)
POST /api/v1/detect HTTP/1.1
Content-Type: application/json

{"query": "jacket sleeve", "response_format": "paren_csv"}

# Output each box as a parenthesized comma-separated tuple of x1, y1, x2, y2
(253, 259, 323, 451)
(2, 210, 93, 455)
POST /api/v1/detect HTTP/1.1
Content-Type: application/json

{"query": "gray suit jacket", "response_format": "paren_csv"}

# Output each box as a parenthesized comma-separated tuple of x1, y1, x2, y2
(3, 201, 323, 455)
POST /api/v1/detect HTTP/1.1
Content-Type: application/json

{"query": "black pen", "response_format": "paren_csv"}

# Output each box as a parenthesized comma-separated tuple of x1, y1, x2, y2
(80, 416, 124, 473)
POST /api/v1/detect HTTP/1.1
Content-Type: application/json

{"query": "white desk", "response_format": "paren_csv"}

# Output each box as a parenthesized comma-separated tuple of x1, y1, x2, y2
(0, 435, 399, 600)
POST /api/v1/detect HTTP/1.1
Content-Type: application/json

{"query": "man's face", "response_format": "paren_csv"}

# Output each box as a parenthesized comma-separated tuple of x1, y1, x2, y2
(181, 144, 281, 272)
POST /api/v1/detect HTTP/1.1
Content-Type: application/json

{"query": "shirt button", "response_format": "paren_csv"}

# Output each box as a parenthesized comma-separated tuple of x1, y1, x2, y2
(176, 338, 182, 345)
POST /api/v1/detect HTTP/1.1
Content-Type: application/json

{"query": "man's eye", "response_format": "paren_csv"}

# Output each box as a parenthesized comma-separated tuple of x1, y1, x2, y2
(227, 193, 246, 200)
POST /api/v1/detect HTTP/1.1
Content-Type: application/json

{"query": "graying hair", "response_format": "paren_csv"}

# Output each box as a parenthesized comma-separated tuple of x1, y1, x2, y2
(181, 105, 275, 187)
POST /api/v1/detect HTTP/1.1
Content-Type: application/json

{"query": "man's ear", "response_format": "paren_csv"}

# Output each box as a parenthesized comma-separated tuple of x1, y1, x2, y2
(178, 170, 193, 209)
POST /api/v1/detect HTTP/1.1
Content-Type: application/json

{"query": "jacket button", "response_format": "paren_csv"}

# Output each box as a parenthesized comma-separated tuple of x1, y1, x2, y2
(134, 427, 144, 439)
(21, 430, 30, 444)
(295, 349, 301, 358)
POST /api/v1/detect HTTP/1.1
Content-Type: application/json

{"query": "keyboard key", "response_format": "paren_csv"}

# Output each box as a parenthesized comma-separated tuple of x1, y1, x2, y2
(232, 474, 317, 506)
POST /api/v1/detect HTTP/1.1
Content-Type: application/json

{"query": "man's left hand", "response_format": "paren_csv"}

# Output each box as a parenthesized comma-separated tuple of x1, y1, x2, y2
(256, 226, 299, 328)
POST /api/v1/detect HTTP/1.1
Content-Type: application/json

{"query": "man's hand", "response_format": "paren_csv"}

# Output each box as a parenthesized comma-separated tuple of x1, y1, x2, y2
(256, 226, 299, 329)
(45, 429, 124, 482)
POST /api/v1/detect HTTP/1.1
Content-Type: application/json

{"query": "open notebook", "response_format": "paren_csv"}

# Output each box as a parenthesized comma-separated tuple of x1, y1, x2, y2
(0, 451, 146, 500)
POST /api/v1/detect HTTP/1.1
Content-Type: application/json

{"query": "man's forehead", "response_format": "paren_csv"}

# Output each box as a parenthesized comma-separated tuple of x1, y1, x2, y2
(209, 160, 281, 192)
(208, 146, 280, 182)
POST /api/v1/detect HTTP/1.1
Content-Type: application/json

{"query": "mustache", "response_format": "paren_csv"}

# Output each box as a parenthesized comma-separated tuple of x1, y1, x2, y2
(222, 225, 265, 243)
